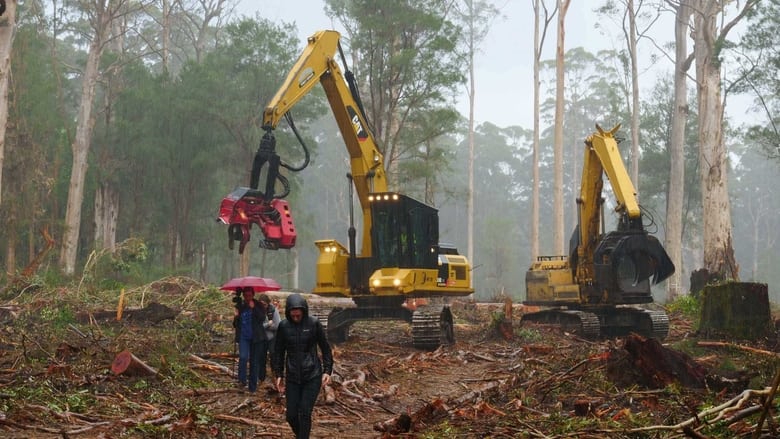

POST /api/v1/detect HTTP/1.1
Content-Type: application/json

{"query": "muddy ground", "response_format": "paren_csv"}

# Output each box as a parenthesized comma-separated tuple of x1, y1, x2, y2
(0, 281, 778, 438)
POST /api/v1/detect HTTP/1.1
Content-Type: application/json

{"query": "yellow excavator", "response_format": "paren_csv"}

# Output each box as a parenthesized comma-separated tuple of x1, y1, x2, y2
(523, 125, 675, 339)
(217, 30, 473, 349)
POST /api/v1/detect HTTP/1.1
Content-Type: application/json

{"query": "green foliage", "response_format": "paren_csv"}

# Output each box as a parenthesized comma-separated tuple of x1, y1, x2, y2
(4, 0, 777, 304)
(514, 326, 543, 342)
(666, 294, 701, 320)
(734, 0, 780, 162)
(420, 420, 460, 438)
(669, 339, 708, 358)
(129, 422, 170, 436)
(80, 238, 150, 289)
(324, 0, 466, 176)
(489, 310, 505, 327)
(39, 305, 76, 331)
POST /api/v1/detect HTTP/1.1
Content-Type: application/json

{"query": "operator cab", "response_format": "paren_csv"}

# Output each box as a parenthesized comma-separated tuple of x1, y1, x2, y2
(368, 192, 439, 271)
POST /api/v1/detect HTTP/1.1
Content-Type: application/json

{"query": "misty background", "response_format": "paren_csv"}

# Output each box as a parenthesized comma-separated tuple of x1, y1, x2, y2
(1, 0, 778, 303)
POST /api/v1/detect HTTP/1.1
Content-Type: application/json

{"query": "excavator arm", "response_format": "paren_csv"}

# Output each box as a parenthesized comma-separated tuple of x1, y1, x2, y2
(218, 30, 387, 254)
(574, 124, 674, 299)
(524, 124, 675, 339)
(261, 30, 388, 256)
(219, 29, 473, 349)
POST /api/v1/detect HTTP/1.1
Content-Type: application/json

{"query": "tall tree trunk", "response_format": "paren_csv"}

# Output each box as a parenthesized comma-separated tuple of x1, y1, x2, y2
(162, 0, 170, 73)
(287, 248, 299, 290)
(665, 0, 692, 301)
(691, 1, 743, 280)
(60, 1, 113, 275)
(199, 242, 207, 282)
(5, 226, 16, 276)
(467, 6, 475, 274)
(748, 195, 758, 281)
(532, 0, 541, 261)
(93, 183, 119, 251)
(553, 0, 571, 254)
(627, 0, 640, 192)
(240, 247, 249, 277)
(0, 0, 17, 207)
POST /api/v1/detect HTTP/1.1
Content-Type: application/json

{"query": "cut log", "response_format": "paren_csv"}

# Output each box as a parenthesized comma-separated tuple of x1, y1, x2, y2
(373, 413, 412, 434)
(375, 398, 449, 434)
(78, 302, 178, 324)
(111, 350, 158, 376)
(698, 282, 773, 340)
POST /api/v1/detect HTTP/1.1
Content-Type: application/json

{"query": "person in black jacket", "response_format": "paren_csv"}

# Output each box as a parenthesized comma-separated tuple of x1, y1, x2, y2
(273, 293, 333, 439)
(232, 287, 268, 393)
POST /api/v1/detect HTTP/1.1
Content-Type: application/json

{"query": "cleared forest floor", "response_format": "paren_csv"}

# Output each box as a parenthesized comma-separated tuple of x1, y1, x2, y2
(0, 278, 778, 438)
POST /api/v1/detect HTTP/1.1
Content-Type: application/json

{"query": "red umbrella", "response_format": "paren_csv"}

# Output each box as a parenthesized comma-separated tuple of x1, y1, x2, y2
(220, 276, 282, 292)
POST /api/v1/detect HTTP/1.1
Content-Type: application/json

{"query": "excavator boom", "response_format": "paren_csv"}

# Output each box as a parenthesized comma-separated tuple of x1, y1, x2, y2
(217, 30, 473, 350)
(524, 125, 674, 339)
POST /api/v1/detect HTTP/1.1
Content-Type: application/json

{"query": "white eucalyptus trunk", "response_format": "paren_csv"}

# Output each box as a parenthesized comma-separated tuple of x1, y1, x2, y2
(0, 0, 17, 206)
(627, 0, 640, 192)
(552, 0, 571, 254)
(692, 1, 738, 279)
(467, 4, 476, 279)
(93, 183, 119, 251)
(531, 0, 542, 260)
(665, 0, 692, 300)
(60, 27, 107, 275)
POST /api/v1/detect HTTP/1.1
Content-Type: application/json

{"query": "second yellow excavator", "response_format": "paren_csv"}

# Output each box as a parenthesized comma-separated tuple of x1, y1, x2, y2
(524, 125, 675, 339)
(217, 30, 473, 349)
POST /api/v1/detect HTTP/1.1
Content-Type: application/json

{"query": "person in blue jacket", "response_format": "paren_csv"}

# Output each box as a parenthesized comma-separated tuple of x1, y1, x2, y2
(273, 293, 333, 439)
(232, 287, 267, 393)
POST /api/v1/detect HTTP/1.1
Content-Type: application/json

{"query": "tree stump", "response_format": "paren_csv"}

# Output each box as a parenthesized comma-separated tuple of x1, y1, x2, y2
(606, 333, 707, 389)
(111, 350, 158, 376)
(699, 282, 773, 340)
(498, 298, 514, 341)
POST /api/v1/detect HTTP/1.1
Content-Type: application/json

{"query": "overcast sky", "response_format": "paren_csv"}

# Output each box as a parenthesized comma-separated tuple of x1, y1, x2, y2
(234, 1, 687, 129)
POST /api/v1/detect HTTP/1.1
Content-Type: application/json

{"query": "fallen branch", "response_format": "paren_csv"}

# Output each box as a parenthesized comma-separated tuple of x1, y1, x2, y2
(451, 381, 502, 406)
(697, 341, 780, 359)
(596, 387, 775, 435)
(192, 352, 236, 360)
(230, 398, 253, 414)
(341, 370, 366, 388)
(752, 367, 780, 439)
(181, 387, 236, 396)
(214, 414, 281, 430)
(339, 385, 378, 405)
(189, 354, 236, 377)
(21, 227, 56, 278)
(371, 383, 398, 400)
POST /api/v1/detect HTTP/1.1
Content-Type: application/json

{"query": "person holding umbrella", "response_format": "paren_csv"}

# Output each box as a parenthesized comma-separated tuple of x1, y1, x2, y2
(273, 293, 333, 439)
(232, 287, 267, 393)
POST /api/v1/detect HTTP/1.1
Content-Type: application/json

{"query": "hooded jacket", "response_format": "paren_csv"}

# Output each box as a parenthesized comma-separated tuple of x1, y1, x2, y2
(272, 293, 333, 384)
